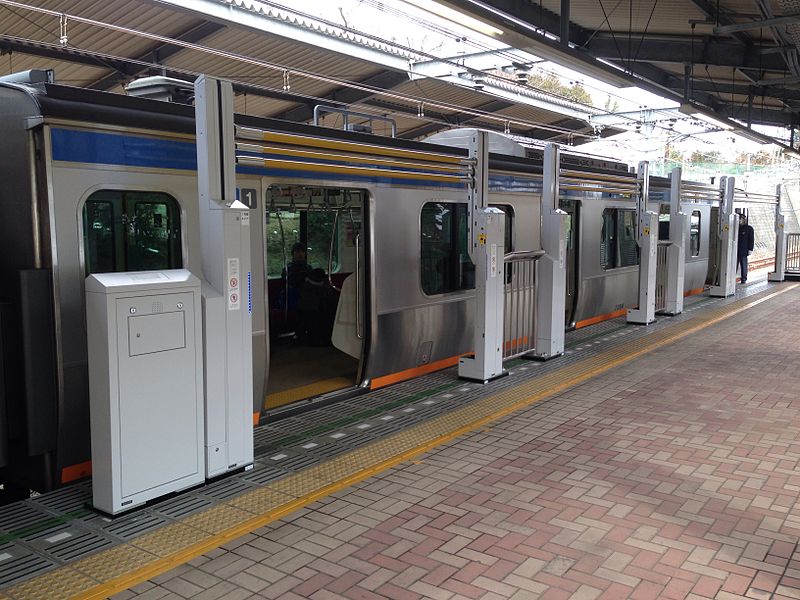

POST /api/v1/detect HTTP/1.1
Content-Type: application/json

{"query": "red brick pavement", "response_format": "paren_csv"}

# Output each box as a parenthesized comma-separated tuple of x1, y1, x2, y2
(116, 286, 800, 599)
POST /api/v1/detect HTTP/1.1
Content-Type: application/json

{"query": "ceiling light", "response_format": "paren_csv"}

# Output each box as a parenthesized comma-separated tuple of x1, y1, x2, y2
(401, 0, 504, 37)
(679, 103, 734, 131)
(734, 127, 771, 145)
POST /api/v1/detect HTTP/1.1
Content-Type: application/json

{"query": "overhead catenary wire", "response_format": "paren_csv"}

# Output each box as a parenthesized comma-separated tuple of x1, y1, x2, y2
(0, 0, 606, 139)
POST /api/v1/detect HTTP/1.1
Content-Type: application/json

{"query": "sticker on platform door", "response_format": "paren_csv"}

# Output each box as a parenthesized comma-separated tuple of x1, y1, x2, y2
(489, 244, 498, 278)
(227, 257, 241, 311)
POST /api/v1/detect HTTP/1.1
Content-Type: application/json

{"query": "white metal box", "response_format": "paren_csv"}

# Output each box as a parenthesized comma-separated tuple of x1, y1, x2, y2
(86, 270, 204, 515)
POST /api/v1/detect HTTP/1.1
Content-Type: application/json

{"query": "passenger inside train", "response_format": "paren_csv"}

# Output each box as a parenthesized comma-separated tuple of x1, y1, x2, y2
(264, 186, 364, 410)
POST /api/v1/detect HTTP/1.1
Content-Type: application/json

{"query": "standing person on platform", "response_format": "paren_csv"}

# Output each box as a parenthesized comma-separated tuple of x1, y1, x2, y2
(737, 213, 755, 283)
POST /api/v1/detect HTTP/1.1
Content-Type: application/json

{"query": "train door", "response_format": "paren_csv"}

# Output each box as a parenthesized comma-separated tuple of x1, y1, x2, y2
(263, 185, 367, 411)
(560, 199, 579, 327)
(706, 207, 720, 285)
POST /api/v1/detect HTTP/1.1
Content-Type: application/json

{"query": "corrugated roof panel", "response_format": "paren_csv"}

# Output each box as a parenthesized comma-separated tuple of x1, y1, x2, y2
(0, 0, 209, 65)
(164, 27, 386, 82)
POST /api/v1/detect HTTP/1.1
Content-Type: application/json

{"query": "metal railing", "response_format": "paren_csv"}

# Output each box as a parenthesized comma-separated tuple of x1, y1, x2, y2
(503, 250, 544, 360)
(787, 233, 800, 274)
(559, 169, 638, 197)
(680, 181, 723, 204)
(654, 241, 670, 313)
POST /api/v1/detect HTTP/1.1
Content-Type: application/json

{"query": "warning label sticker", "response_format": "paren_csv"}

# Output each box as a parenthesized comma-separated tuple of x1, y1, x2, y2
(227, 258, 241, 311)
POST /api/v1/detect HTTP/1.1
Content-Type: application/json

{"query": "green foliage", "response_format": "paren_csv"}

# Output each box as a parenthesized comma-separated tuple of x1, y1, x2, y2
(526, 72, 593, 105)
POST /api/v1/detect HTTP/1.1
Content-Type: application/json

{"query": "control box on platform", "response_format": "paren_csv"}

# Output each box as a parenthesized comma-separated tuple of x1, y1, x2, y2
(86, 270, 204, 515)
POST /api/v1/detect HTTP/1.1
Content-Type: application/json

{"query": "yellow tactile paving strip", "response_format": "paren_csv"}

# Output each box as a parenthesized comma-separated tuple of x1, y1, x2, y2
(5, 283, 797, 600)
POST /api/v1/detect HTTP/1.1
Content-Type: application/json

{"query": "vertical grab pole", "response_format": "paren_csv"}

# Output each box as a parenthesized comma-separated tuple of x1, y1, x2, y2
(768, 184, 786, 282)
(664, 167, 687, 315)
(627, 161, 658, 324)
(710, 176, 738, 297)
(459, 131, 506, 383)
(194, 75, 254, 478)
(531, 143, 566, 359)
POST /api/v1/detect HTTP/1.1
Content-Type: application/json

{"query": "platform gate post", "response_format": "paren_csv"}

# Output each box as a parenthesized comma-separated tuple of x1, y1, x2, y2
(710, 177, 738, 297)
(664, 167, 688, 315)
(768, 184, 786, 282)
(627, 161, 658, 325)
(194, 75, 254, 478)
(532, 144, 566, 358)
(458, 131, 507, 383)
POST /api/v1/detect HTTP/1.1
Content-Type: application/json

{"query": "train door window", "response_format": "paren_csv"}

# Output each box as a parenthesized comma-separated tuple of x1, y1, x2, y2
(601, 208, 638, 269)
(658, 204, 670, 240)
(489, 204, 514, 254)
(421, 202, 475, 295)
(265, 210, 300, 278)
(690, 211, 701, 257)
(601, 209, 616, 269)
(618, 210, 638, 266)
(82, 190, 182, 275)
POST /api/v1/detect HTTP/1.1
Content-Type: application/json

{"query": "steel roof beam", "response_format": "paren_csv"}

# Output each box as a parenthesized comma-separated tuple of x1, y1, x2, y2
(88, 20, 225, 91)
(585, 35, 786, 71)
(687, 0, 752, 44)
(0, 35, 136, 74)
(714, 14, 800, 35)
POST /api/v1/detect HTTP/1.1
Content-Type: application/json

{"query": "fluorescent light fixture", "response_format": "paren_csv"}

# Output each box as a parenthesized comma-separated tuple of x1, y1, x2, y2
(402, 0, 504, 37)
(734, 127, 771, 145)
(679, 103, 734, 131)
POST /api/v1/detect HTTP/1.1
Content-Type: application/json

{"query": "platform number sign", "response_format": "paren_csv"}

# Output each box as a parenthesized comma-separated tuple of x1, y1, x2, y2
(238, 188, 258, 209)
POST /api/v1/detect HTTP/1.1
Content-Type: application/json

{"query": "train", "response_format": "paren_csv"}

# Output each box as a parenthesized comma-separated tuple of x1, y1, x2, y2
(0, 75, 721, 500)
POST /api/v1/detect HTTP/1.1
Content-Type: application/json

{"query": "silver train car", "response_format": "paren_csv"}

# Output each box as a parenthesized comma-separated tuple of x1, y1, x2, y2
(0, 79, 718, 498)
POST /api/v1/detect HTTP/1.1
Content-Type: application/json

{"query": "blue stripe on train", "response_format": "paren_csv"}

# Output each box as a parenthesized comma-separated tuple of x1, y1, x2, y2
(49, 128, 542, 192)
(51, 128, 198, 171)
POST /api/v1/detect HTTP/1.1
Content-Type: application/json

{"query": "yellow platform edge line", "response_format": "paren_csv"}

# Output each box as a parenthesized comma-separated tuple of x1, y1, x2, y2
(16, 283, 798, 600)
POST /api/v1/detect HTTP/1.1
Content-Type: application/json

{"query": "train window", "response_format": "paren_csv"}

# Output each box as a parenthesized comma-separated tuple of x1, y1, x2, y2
(265, 210, 341, 279)
(658, 204, 670, 240)
(421, 202, 475, 295)
(82, 191, 182, 275)
(601, 208, 638, 269)
(489, 204, 514, 254)
(690, 211, 701, 257)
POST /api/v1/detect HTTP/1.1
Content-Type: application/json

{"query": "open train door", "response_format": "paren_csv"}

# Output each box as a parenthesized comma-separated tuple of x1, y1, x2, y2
(560, 199, 580, 328)
(262, 185, 368, 412)
(706, 206, 720, 286)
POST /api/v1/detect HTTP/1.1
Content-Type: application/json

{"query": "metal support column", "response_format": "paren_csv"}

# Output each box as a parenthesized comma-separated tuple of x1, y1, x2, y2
(664, 167, 688, 315)
(459, 131, 506, 383)
(710, 177, 738, 297)
(768, 184, 786, 282)
(532, 144, 566, 359)
(194, 75, 254, 478)
(627, 161, 658, 325)
(560, 0, 570, 46)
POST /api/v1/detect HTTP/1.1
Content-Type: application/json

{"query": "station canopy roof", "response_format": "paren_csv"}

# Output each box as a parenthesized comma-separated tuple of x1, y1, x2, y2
(0, 0, 624, 145)
(2, 0, 798, 149)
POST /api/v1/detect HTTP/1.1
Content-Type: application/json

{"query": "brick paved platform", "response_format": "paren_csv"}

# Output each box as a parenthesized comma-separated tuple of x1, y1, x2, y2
(112, 283, 800, 600)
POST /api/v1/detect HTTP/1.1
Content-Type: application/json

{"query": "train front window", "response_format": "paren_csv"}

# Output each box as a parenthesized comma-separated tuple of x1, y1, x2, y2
(690, 211, 701, 257)
(82, 191, 182, 276)
(421, 202, 475, 295)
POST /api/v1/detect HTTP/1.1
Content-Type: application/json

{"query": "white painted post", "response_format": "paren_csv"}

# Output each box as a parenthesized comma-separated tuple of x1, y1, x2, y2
(194, 75, 254, 478)
(710, 177, 738, 297)
(768, 184, 786, 282)
(532, 143, 566, 359)
(459, 131, 506, 383)
(664, 167, 687, 315)
(627, 161, 657, 325)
